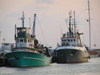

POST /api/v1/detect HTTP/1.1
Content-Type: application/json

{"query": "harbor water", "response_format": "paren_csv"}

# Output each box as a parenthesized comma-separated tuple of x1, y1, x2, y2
(0, 57, 100, 75)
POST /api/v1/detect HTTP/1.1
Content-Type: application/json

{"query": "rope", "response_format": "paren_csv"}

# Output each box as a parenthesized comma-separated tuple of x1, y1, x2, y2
(36, 16, 48, 46)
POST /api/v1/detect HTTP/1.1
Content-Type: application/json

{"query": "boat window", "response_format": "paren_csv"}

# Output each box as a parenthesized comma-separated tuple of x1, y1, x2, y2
(62, 40, 66, 42)
(29, 44, 32, 47)
(71, 39, 73, 42)
(62, 43, 65, 46)
(23, 29, 25, 32)
(17, 39, 19, 43)
(20, 29, 23, 32)
(67, 39, 70, 42)
(24, 39, 27, 43)
(20, 39, 23, 42)
(28, 39, 30, 42)
(74, 39, 75, 42)
(18, 30, 19, 33)
(4, 43, 9, 46)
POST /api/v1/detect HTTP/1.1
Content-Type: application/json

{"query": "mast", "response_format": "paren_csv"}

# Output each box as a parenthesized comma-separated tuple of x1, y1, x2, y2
(69, 11, 72, 37)
(73, 11, 77, 46)
(15, 24, 16, 40)
(73, 11, 76, 34)
(33, 14, 36, 37)
(88, 0, 91, 48)
(21, 12, 25, 29)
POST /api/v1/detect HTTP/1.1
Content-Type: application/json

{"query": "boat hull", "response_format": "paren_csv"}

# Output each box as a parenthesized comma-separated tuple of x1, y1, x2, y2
(5, 51, 51, 67)
(55, 46, 89, 63)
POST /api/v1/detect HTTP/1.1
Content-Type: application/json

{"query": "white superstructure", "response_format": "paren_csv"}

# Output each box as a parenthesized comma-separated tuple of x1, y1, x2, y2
(1, 43, 14, 54)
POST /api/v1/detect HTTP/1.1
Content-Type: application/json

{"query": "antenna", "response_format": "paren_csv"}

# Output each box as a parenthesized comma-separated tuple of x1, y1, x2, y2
(29, 18, 31, 28)
(21, 12, 25, 28)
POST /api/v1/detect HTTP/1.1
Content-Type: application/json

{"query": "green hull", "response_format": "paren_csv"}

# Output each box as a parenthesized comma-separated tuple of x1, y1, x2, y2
(5, 51, 51, 67)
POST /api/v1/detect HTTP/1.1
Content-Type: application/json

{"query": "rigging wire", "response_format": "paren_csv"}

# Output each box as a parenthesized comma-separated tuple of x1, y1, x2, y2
(36, 16, 48, 47)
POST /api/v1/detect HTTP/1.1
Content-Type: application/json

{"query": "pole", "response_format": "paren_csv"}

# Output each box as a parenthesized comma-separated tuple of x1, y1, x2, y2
(88, 0, 91, 48)
(73, 11, 76, 33)
(29, 18, 31, 28)
(21, 12, 25, 29)
(0, 31, 1, 37)
(15, 24, 16, 40)
(69, 11, 72, 37)
(33, 14, 36, 37)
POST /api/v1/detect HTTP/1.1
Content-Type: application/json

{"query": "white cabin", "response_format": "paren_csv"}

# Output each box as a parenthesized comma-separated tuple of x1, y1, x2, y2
(61, 32, 81, 47)
(15, 27, 38, 48)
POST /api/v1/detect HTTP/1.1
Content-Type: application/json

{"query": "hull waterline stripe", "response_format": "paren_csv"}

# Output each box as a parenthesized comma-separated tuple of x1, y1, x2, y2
(8, 57, 50, 63)
(8, 58, 15, 61)
(23, 57, 50, 63)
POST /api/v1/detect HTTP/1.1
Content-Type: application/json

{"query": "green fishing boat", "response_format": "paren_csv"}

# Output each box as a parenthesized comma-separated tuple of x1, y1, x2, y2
(5, 12, 51, 67)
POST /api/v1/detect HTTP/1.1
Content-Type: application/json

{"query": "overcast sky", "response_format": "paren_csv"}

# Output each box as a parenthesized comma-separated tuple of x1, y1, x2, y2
(0, 0, 100, 49)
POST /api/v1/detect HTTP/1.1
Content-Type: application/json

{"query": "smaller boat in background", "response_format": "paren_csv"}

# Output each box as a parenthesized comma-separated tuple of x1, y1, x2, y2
(1, 43, 14, 55)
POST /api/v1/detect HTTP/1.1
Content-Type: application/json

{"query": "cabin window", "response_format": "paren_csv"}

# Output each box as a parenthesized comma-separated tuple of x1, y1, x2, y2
(4, 43, 9, 46)
(17, 39, 19, 43)
(67, 39, 70, 42)
(62, 43, 65, 46)
(28, 39, 30, 42)
(29, 44, 32, 47)
(74, 39, 75, 42)
(62, 40, 66, 42)
(20, 39, 23, 42)
(24, 39, 27, 43)
(20, 29, 23, 32)
(71, 39, 72, 42)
